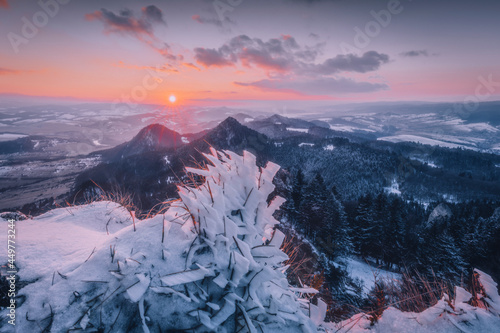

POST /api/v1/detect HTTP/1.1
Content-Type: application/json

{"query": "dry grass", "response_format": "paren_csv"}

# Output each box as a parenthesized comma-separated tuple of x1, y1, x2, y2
(281, 234, 313, 283)
(381, 269, 451, 313)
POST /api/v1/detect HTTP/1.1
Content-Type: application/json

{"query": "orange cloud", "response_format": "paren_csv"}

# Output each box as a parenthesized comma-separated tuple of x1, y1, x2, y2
(113, 61, 179, 74)
(0, 0, 9, 9)
(182, 62, 200, 71)
(0, 68, 34, 75)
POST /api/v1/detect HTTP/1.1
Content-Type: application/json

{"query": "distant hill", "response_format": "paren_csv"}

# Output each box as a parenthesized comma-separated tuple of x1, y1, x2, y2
(96, 124, 186, 161)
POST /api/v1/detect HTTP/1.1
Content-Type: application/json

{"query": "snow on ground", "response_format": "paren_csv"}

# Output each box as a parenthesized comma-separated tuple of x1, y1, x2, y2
(410, 157, 439, 168)
(91, 139, 105, 146)
(377, 135, 463, 149)
(384, 179, 401, 196)
(181, 136, 189, 143)
(0, 149, 323, 332)
(324, 145, 335, 151)
(287, 127, 309, 133)
(452, 121, 499, 133)
(327, 269, 500, 332)
(329, 124, 376, 133)
(0, 202, 133, 282)
(244, 117, 254, 123)
(1, 149, 499, 332)
(0, 133, 28, 142)
(329, 124, 356, 132)
(299, 142, 315, 147)
(345, 258, 401, 295)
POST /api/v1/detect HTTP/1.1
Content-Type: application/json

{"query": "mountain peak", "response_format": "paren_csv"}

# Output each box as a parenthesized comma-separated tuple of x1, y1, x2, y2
(218, 116, 242, 128)
(191, 117, 269, 155)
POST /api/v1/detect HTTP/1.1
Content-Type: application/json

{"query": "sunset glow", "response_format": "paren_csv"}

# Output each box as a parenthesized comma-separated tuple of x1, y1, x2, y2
(0, 0, 499, 107)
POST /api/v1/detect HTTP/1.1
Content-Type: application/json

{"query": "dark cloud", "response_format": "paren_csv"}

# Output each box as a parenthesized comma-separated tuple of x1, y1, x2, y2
(305, 51, 390, 74)
(192, 14, 235, 30)
(194, 34, 389, 96)
(194, 48, 234, 67)
(194, 35, 387, 75)
(194, 34, 319, 71)
(86, 6, 165, 37)
(309, 32, 320, 39)
(0, 0, 9, 9)
(142, 5, 164, 24)
(235, 77, 388, 95)
(86, 6, 175, 60)
(400, 50, 429, 57)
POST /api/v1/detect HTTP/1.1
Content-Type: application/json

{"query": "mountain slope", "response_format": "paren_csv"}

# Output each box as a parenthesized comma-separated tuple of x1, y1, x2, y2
(97, 123, 185, 161)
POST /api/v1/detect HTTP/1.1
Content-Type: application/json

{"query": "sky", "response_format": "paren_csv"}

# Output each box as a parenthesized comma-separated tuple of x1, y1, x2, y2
(1, 0, 499, 109)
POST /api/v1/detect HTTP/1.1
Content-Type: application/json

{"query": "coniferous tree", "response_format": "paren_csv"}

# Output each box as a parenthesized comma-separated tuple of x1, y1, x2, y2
(319, 189, 352, 260)
(370, 193, 389, 264)
(300, 173, 328, 238)
(353, 194, 374, 257)
(290, 168, 305, 224)
(384, 197, 405, 269)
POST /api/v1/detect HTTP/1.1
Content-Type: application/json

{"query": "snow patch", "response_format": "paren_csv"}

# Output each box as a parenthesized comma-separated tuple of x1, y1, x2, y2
(384, 179, 401, 196)
(377, 135, 463, 149)
(0, 133, 28, 142)
(287, 127, 309, 133)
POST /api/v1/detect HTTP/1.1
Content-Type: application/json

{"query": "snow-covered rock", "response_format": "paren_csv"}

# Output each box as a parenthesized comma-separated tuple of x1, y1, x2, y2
(428, 203, 453, 224)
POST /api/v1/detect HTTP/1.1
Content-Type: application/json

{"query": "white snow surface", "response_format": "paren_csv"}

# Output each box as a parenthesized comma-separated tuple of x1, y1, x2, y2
(286, 127, 309, 133)
(377, 135, 463, 149)
(0, 133, 28, 142)
(345, 258, 401, 295)
(327, 274, 500, 332)
(1, 149, 499, 332)
(0, 149, 322, 332)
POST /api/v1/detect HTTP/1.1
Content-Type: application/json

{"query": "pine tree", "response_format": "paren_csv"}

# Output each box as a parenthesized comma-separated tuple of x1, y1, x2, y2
(353, 194, 375, 257)
(319, 189, 352, 260)
(300, 173, 329, 238)
(371, 193, 389, 265)
(384, 197, 405, 269)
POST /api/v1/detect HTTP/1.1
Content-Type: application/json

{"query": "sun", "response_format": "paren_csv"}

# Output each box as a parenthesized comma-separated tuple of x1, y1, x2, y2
(169, 95, 176, 103)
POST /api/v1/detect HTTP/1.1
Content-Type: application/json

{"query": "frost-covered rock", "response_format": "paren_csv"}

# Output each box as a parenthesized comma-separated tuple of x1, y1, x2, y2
(0, 149, 324, 332)
(427, 203, 452, 224)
